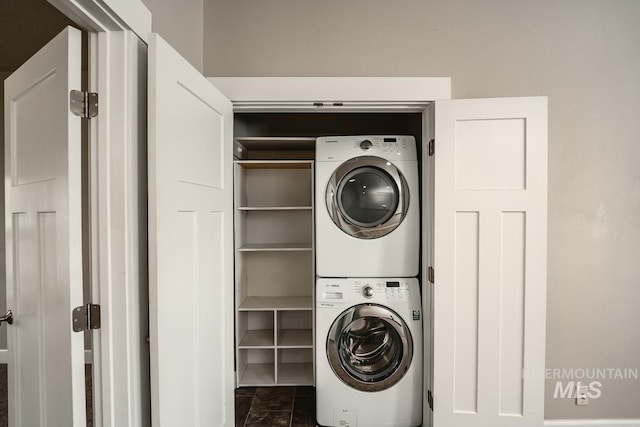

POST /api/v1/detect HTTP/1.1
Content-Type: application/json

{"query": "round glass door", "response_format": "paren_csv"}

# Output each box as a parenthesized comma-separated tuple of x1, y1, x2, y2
(326, 304, 413, 392)
(325, 156, 410, 239)
(337, 167, 399, 228)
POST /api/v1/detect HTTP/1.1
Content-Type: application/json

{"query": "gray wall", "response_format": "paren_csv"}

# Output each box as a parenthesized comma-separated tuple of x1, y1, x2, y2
(202, 0, 640, 420)
(142, 0, 204, 72)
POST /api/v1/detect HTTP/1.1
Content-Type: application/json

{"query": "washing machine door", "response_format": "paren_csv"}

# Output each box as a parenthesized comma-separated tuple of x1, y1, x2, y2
(326, 304, 413, 392)
(326, 156, 409, 239)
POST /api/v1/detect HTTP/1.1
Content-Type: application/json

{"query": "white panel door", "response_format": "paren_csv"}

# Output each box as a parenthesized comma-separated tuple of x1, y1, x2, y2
(4, 27, 85, 427)
(148, 34, 234, 427)
(431, 97, 547, 427)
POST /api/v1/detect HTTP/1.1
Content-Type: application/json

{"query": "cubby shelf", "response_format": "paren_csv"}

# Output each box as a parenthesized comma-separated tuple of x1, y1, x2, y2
(278, 329, 313, 348)
(239, 363, 275, 386)
(238, 362, 314, 387)
(237, 319, 314, 386)
(238, 330, 274, 348)
(277, 363, 314, 386)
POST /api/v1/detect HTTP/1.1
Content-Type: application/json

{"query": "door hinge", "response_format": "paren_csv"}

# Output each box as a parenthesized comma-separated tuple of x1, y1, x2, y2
(428, 266, 435, 284)
(427, 389, 434, 410)
(72, 304, 101, 332)
(70, 90, 98, 119)
(428, 139, 435, 156)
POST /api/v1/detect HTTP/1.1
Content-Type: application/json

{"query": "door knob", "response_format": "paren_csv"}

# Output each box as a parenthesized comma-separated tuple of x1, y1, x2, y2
(0, 310, 13, 326)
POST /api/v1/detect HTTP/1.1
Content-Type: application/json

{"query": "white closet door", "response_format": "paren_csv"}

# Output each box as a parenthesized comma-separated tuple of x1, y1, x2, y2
(4, 27, 85, 427)
(431, 97, 547, 427)
(148, 34, 234, 427)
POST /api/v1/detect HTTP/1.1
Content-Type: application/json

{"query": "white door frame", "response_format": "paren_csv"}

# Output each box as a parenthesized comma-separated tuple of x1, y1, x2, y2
(49, 0, 151, 42)
(44, 1, 151, 426)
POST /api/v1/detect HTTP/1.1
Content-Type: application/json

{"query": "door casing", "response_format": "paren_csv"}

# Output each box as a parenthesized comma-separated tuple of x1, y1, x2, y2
(33, 1, 152, 426)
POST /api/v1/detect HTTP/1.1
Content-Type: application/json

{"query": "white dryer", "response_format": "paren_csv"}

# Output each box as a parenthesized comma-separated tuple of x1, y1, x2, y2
(316, 277, 422, 427)
(316, 135, 419, 277)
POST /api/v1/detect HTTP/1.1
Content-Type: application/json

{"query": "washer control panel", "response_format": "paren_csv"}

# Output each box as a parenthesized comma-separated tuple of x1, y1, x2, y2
(317, 277, 418, 308)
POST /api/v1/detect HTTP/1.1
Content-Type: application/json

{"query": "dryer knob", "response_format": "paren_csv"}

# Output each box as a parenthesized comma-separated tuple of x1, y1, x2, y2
(360, 139, 373, 150)
(363, 285, 375, 298)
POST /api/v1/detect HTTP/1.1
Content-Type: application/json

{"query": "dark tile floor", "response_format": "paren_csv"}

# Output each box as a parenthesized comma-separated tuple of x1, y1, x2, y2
(235, 386, 316, 427)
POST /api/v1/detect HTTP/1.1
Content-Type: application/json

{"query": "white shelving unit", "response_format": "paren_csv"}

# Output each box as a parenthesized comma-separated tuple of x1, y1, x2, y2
(234, 156, 315, 387)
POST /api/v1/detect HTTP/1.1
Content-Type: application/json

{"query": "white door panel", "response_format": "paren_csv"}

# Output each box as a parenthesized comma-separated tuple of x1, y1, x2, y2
(148, 33, 234, 427)
(431, 97, 547, 427)
(4, 26, 85, 427)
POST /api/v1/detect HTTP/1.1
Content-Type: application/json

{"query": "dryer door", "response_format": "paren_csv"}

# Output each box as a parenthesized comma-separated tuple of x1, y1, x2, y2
(326, 304, 413, 392)
(326, 156, 409, 239)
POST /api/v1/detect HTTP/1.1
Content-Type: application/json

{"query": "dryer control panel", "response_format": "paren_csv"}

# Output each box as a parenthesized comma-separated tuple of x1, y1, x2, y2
(316, 135, 417, 161)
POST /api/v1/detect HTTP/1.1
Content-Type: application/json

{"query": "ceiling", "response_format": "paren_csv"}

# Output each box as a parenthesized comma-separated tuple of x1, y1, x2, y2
(0, 0, 77, 72)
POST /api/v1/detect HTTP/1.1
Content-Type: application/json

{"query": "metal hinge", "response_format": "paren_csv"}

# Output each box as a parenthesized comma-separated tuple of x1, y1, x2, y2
(428, 266, 435, 284)
(72, 304, 101, 332)
(70, 90, 98, 119)
(427, 389, 434, 410)
(428, 139, 435, 156)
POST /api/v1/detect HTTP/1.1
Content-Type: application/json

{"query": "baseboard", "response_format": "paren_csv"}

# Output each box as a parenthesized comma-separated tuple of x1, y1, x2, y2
(545, 420, 640, 427)
(0, 349, 92, 364)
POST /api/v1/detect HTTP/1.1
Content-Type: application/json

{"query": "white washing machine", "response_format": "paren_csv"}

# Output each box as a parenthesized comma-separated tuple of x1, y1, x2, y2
(316, 277, 422, 427)
(316, 135, 419, 278)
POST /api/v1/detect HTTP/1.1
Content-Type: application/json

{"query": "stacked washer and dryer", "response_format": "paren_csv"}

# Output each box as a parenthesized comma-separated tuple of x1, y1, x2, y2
(315, 136, 423, 427)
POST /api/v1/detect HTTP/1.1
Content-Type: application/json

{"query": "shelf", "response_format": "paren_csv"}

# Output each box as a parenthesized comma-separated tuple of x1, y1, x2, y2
(239, 363, 275, 386)
(277, 363, 314, 385)
(237, 206, 312, 211)
(235, 160, 313, 169)
(236, 138, 316, 153)
(237, 242, 312, 252)
(235, 161, 312, 206)
(278, 329, 312, 348)
(239, 330, 275, 348)
(239, 296, 312, 311)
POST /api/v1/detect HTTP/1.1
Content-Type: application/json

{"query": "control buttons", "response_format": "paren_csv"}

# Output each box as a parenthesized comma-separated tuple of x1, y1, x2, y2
(359, 139, 373, 150)
(362, 285, 375, 298)
(385, 285, 409, 301)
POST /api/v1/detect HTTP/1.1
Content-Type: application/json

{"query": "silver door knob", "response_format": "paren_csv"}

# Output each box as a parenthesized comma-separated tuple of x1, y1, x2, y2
(0, 310, 13, 326)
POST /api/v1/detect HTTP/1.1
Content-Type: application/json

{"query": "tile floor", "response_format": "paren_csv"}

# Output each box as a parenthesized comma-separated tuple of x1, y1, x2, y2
(235, 386, 316, 427)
